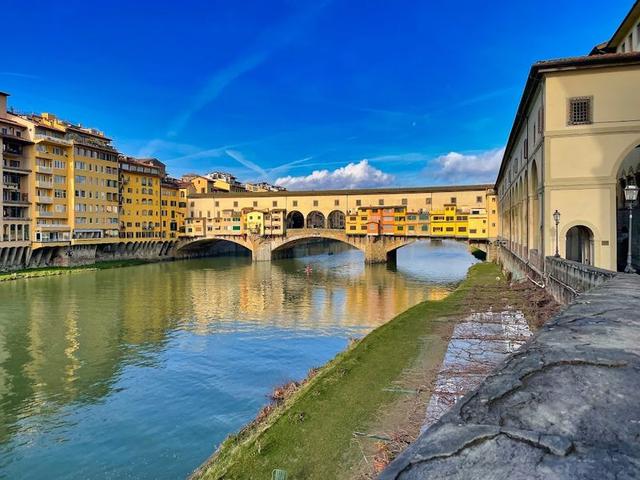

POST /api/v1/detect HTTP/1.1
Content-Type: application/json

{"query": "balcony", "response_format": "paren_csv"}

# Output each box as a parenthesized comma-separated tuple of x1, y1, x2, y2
(2, 160, 31, 174)
(35, 195, 53, 204)
(35, 164, 53, 174)
(35, 179, 53, 189)
(37, 223, 70, 230)
(35, 133, 72, 146)
(36, 211, 53, 217)
(3, 192, 29, 204)
(1, 131, 33, 145)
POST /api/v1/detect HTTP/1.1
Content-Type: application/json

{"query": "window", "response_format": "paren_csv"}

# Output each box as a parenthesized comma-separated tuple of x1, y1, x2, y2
(378, 199, 384, 206)
(233, 201, 238, 207)
(629, 34, 633, 51)
(273, 201, 278, 207)
(450, 197, 457, 204)
(425, 198, 431, 205)
(356, 199, 362, 206)
(253, 201, 258, 207)
(313, 200, 318, 207)
(215, 201, 219, 207)
(568, 97, 593, 125)
(476, 196, 482, 203)
(292, 200, 298, 207)
(334, 199, 339, 206)
(401, 198, 408, 206)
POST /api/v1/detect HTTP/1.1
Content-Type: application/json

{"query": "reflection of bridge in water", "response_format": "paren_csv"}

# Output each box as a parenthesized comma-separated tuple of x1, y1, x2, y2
(176, 228, 488, 264)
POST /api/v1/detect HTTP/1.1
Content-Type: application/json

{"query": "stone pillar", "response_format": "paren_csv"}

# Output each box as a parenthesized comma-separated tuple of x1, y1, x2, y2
(363, 236, 388, 264)
(252, 241, 271, 262)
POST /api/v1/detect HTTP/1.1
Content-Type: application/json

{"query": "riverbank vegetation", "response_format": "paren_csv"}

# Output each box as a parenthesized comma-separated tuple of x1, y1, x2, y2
(0, 259, 151, 282)
(193, 262, 544, 480)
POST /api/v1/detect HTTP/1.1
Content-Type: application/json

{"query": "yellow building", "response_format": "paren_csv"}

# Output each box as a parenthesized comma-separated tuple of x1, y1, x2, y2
(405, 211, 429, 236)
(346, 209, 368, 235)
(468, 208, 488, 240)
(264, 209, 285, 236)
(454, 209, 469, 238)
(496, 2, 640, 272)
(430, 204, 457, 237)
(1, 93, 32, 258)
(18, 113, 73, 248)
(118, 156, 163, 240)
(244, 209, 265, 235)
(160, 177, 186, 239)
(66, 124, 119, 243)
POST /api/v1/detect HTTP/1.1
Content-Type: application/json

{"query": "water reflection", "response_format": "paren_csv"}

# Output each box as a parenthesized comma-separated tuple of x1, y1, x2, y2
(0, 239, 477, 479)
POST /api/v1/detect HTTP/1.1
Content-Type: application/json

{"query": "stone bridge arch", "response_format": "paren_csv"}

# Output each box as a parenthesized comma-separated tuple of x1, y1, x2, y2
(176, 235, 255, 258)
(178, 229, 416, 264)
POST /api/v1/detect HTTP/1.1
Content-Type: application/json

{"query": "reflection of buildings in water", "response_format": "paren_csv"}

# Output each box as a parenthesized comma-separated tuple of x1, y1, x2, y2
(183, 251, 455, 332)
(0, 264, 193, 444)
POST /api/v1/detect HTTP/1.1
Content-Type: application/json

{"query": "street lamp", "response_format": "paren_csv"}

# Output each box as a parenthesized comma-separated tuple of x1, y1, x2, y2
(624, 182, 638, 273)
(553, 209, 561, 258)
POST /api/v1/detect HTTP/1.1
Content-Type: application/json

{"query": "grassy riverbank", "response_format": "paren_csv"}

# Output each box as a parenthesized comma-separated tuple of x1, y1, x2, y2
(0, 259, 151, 282)
(193, 262, 506, 480)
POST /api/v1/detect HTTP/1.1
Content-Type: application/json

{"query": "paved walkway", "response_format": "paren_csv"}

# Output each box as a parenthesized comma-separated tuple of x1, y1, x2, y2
(422, 309, 532, 430)
(380, 273, 640, 480)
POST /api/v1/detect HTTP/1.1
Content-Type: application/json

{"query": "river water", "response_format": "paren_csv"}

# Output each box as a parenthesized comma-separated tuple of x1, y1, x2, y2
(0, 240, 477, 479)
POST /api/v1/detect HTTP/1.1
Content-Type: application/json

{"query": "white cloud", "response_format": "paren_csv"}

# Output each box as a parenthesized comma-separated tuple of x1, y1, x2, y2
(430, 147, 505, 183)
(275, 159, 395, 190)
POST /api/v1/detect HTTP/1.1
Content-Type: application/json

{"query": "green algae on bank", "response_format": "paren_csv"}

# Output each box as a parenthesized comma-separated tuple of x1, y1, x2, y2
(0, 259, 152, 282)
(192, 262, 504, 480)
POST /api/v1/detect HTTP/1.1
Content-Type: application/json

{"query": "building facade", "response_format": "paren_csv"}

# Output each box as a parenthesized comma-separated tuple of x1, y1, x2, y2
(0, 93, 32, 261)
(119, 157, 163, 240)
(496, 1, 640, 272)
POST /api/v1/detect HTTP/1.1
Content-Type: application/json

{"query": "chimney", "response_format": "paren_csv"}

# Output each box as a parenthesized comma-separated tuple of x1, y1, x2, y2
(0, 92, 8, 119)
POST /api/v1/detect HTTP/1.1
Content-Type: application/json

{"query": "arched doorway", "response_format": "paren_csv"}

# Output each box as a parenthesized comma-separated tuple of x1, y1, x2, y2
(306, 211, 325, 229)
(530, 160, 541, 265)
(616, 145, 640, 271)
(327, 210, 345, 230)
(566, 225, 594, 265)
(286, 210, 304, 229)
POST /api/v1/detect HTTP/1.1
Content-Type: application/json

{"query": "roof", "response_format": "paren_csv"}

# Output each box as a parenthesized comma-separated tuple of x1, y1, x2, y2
(189, 184, 494, 199)
(604, 0, 640, 51)
(495, 51, 640, 186)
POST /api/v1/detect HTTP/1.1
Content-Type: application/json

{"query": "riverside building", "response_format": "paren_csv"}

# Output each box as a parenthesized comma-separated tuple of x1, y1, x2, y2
(0, 92, 32, 265)
(119, 156, 163, 240)
(496, 0, 640, 272)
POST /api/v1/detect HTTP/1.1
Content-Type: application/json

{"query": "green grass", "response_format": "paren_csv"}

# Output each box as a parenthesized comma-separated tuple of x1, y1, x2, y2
(0, 259, 152, 282)
(194, 262, 503, 480)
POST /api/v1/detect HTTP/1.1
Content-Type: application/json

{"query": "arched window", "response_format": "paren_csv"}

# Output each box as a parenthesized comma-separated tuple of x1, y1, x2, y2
(306, 211, 325, 229)
(327, 210, 345, 230)
(286, 210, 304, 229)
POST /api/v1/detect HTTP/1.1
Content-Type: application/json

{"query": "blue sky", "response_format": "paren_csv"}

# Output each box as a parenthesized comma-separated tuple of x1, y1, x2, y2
(1, 0, 630, 189)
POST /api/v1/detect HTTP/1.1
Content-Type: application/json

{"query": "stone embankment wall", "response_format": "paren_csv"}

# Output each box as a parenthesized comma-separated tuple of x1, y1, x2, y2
(496, 247, 616, 304)
(380, 272, 640, 480)
(0, 239, 250, 272)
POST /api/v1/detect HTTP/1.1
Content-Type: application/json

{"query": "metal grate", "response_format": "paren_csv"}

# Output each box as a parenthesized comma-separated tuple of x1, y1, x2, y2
(568, 97, 593, 125)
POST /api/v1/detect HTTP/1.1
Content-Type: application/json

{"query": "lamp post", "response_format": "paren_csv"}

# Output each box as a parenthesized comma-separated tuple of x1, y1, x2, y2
(624, 182, 638, 274)
(553, 209, 561, 258)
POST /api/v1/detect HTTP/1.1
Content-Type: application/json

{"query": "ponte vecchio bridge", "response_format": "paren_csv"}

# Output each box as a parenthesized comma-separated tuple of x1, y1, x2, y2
(177, 185, 498, 264)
